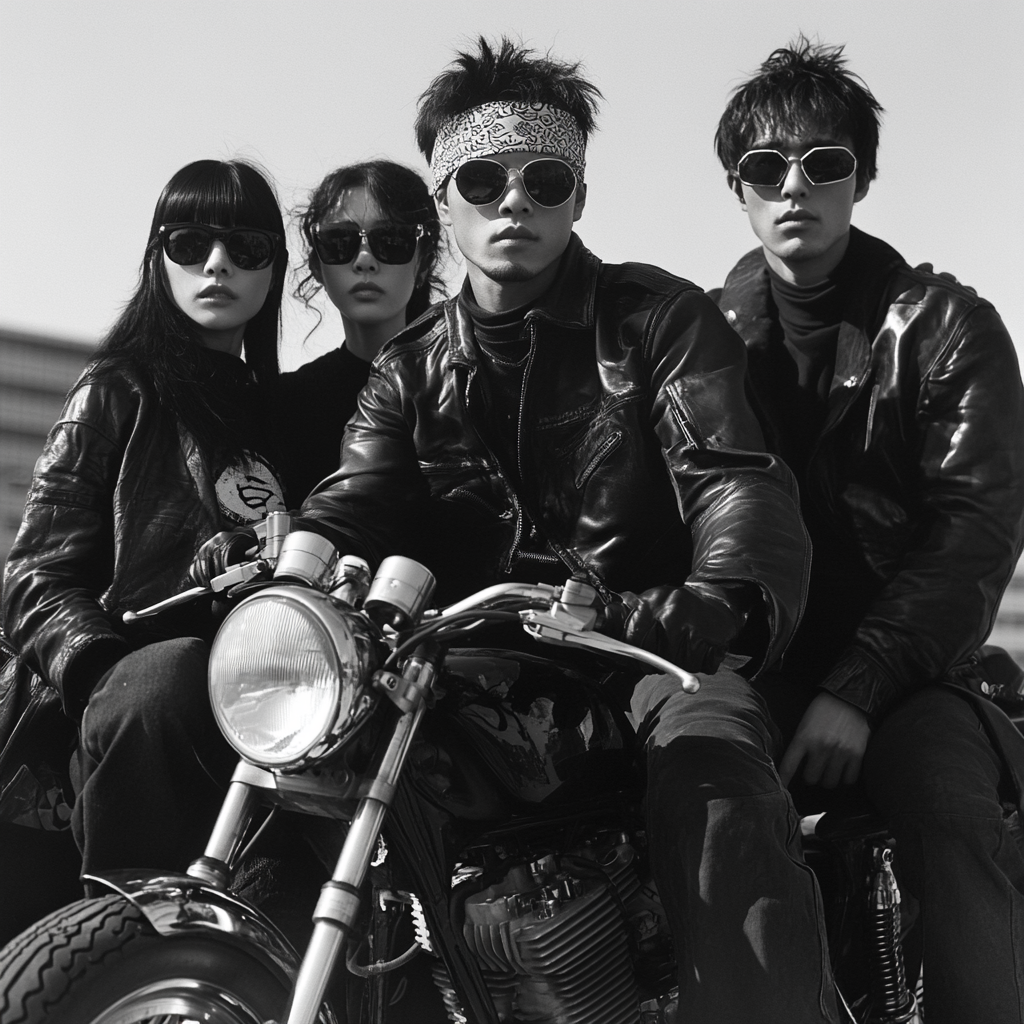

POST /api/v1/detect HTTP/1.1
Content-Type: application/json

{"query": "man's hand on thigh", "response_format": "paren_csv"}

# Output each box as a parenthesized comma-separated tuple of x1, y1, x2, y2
(780, 691, 872, 788)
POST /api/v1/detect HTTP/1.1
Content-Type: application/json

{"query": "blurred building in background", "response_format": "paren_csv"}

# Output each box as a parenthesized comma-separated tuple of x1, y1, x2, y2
(1, 328, 93, 564)
(0, 324, 1021, 667)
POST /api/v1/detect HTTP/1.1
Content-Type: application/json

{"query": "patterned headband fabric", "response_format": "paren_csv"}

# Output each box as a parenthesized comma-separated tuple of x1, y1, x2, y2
(430, 102, 586, 193)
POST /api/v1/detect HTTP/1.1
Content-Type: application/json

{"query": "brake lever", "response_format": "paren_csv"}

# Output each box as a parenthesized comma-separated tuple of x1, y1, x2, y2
(122, 559, 268, 623)
(521, 608, 701, 693)
(434, 582, 559, 619)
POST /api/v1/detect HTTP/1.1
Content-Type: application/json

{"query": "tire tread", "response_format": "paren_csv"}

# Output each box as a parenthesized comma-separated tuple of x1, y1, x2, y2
(0, 896, 146, 1024)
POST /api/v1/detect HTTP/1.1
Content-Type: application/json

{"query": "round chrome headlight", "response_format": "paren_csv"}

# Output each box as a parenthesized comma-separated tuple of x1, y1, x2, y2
(209, 586, 379, 768)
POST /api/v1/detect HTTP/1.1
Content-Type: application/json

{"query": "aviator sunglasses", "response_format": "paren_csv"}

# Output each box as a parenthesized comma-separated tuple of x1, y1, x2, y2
(453, 158, 578, 208)
(313, 223, 424, 266)
(735, 146, 858, 188)
(158, 224, 282, 271)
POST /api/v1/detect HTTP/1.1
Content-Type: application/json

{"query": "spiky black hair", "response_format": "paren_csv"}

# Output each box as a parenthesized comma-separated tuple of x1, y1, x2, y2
(715, 36, 884, 190)
(415, 36, 602, 165)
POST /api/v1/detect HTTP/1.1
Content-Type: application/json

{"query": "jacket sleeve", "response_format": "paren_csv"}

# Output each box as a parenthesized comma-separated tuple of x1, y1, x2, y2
(1, 378, 135, 712)
(646, 288, 810, 671)
(297, 363, 431, 567)
(822, 304, 1024, 719)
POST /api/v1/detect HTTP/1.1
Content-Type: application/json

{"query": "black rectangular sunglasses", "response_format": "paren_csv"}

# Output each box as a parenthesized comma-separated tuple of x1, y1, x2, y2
(313, 224, 424, 266)
(159, 224, 282, 271)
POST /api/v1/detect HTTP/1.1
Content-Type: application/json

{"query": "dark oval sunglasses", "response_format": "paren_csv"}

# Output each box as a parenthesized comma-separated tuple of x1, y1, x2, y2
(735, 146, 857, 188)
(313, 223, 424, 266)
(158, 224, 282, 271)
(453, 158, 578, 208)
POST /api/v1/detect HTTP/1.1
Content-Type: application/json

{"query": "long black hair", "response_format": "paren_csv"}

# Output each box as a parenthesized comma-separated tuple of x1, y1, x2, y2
(294, 160, 444, 324)
(90, 159, 287, 458)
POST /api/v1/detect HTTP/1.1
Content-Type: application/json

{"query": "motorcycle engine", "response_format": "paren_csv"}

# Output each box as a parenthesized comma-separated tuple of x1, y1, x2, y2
(424, 832, 677, 1024)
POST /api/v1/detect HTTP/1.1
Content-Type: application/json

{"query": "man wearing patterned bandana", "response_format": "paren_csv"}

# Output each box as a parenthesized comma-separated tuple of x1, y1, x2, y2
(196, 36, 838, 1021)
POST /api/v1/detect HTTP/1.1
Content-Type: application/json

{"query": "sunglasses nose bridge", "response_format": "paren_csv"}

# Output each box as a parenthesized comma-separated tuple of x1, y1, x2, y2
(497, 166, 533, 210)
(779, 154, 811, 195)
(351, 229, 379, 269)
(203, 236, 234, 273)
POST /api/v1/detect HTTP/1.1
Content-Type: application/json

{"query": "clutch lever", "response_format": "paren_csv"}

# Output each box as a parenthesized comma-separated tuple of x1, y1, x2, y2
(122, 558, 268, 623)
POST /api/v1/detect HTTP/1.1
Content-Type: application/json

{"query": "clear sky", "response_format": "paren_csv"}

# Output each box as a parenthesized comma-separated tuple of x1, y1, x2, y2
(1, 0, 1022, 371)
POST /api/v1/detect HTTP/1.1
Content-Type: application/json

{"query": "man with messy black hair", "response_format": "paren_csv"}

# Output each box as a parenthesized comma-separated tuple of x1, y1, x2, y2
(199, 34, 840, 1022)
(414, 36, 601, 162)
(716, 37, 1024, 1021)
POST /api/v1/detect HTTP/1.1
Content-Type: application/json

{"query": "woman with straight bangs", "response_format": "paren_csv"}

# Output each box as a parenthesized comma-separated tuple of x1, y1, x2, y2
(275, 159, 445, 501)
(0, 159, 289, 921)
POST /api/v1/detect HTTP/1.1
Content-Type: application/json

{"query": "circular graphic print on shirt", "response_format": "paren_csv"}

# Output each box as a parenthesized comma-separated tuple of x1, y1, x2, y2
(215, 452, 287, 525)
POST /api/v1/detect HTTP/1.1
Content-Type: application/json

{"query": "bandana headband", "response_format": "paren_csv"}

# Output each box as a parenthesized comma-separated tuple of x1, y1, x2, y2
(430, 101, 586, 193)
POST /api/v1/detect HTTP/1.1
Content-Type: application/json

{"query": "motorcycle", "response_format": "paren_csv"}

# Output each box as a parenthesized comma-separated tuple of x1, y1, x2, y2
(0, 513, 921, 1024)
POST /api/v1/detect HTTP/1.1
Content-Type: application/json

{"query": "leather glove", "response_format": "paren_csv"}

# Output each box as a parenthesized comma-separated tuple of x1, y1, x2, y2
(602, 583, 749, 675)
(189, 527, 258, 588)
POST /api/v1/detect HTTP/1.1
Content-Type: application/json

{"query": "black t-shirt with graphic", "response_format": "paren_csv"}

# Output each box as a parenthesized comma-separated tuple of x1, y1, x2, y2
(201, 348, 286, 524)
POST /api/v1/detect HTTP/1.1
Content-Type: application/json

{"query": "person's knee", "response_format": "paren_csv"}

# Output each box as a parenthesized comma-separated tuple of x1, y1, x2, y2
(82, 637, 211, 750)
(648, 734, 781, 805)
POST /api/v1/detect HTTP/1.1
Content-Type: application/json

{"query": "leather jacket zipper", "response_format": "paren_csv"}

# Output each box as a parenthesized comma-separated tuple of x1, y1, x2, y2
(460, 359, 525, 573)
(460, 321, 613, 600)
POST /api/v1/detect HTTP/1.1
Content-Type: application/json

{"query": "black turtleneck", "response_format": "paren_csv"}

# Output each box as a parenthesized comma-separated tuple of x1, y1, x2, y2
(763, 256, 849, 479)
(458, 282, 537, 488)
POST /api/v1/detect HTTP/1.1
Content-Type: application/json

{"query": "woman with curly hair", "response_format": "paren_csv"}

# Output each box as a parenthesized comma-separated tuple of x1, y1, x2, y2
(277, 160, 446, 501)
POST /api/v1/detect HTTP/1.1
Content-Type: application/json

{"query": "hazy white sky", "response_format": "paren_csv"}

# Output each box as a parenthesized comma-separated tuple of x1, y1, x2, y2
(1, 0, 1022, 370)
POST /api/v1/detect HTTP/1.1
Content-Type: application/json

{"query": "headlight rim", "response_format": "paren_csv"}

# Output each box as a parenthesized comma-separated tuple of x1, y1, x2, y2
(209, 585, 380, 770)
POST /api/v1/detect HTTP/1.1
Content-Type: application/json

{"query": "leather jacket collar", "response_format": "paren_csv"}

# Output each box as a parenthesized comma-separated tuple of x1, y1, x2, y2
(721, 227, 907, 439)
(444, 233, 600, 371)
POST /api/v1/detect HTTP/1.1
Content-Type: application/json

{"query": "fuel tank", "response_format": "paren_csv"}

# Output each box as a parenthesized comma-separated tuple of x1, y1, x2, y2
(405, 648, 640, 821)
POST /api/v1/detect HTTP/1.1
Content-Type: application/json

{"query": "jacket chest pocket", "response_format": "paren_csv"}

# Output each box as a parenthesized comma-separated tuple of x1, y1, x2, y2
(572, 430, 624, 490)
(420, 456, 512, 517)
(541, 394, 644, 493)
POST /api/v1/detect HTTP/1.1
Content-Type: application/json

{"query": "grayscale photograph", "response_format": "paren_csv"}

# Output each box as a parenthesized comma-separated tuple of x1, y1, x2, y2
(1, 3, 1022, 1022)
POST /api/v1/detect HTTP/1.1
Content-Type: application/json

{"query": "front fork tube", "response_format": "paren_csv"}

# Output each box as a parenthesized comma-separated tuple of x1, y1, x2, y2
(187, 768, 264, 888)
(285, 658, 436, 1024)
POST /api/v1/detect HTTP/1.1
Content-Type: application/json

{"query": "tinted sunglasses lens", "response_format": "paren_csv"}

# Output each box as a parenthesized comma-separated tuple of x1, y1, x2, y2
(315, 230, 360, 265)
(802, 148, 856, 184)
(455, 161, 509, 205)
(163, 228, 212, 265)
(737, 151, 788, 187)
(367, 227, 419, 264)
(226, 230, 275, 270)
(522, 161, 576, 207)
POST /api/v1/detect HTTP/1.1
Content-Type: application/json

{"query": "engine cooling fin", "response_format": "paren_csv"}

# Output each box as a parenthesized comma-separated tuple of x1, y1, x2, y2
(463, 877, 640, 1023)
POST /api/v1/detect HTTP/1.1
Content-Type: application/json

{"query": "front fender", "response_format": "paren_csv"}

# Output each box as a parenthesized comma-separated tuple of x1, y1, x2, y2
(83, 868, 338, 1024)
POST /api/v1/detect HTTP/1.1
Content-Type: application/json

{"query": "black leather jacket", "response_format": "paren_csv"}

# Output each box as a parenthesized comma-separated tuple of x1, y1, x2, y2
(718, 227, 1024, 719)
(2, 359, 285, 716)
(301, 235, 810, 672)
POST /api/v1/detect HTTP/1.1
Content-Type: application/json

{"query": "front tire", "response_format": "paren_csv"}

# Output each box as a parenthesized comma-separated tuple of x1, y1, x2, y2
(0, 895, 289, 1024)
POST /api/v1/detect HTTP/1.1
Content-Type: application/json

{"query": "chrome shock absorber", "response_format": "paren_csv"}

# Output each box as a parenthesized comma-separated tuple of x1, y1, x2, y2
(866, 844, 917, 1024)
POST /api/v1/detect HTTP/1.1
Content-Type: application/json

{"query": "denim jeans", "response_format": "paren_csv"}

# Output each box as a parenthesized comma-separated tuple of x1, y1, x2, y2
(70, 637, 236, 878)
(633, 665, 839, 1023)
(862, 686, 1024, 1024)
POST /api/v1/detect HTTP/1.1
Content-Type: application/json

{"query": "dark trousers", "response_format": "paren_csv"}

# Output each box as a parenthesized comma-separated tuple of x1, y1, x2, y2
(632, 666, 839, 1023)
(862, 686, 1024, 1024)
(70, 637, 235, 878)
